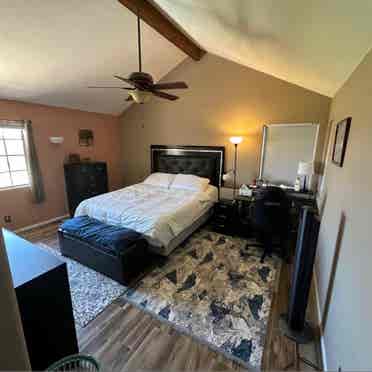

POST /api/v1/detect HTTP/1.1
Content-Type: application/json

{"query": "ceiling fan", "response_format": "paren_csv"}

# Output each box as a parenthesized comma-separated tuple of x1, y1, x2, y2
(88, 11, 188, 104)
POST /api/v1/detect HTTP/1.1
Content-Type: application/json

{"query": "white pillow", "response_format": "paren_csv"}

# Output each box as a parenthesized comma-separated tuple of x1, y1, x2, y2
(143, 172, 176, 188)
(170, 174, 210, 192)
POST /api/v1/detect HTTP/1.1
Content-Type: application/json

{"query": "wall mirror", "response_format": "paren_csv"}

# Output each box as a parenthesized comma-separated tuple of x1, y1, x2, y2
(259, 123, 319, 187)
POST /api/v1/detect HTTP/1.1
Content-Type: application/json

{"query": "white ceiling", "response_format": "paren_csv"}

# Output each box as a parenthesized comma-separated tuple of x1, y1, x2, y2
(153, 0, 372, 97)
(2, 1, 372, 115)
(0, 0, 185, 115)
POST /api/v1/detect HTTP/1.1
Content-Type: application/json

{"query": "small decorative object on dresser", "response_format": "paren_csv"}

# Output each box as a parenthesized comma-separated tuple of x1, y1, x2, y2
(64, 162, 108, 216)
(332, 117, 351, 167)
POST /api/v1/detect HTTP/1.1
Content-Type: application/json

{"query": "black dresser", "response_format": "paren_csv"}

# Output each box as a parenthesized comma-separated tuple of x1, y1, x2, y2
(64, 162, 108, 216)
(3, 229, 78, 370)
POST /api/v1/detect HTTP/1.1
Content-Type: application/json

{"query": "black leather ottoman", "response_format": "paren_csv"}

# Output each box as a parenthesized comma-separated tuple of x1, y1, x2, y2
(58, 216, 152, 286)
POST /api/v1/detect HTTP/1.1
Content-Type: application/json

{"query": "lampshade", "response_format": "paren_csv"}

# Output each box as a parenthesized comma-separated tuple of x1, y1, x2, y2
(229, 136, 243, 144)
(129, 89, 152, 104)
(297, 161, 314, 176)
(222, 170, 234, 181)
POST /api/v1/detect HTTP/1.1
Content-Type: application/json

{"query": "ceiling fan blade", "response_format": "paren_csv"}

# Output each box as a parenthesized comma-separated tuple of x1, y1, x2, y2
(151, 82, 188, 90)
(152, 90, 179, 101)
(114, 75, 148, 90)
(114, 75, 136, 87)
(88, 86, 134, 90)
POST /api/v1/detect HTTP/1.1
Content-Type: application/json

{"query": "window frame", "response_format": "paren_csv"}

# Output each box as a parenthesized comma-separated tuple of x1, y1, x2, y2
(0, 126, 31, 191)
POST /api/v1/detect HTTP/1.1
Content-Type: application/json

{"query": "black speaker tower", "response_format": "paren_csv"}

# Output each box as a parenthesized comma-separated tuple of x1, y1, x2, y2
(280, 206, 320, 344)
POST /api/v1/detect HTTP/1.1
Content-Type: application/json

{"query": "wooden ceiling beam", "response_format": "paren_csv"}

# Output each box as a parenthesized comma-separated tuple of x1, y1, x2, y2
(117, 0, 205, 61)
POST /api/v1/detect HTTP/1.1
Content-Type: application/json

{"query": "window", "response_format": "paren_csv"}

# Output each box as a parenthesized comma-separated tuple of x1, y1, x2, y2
(0, 127, 30, 189)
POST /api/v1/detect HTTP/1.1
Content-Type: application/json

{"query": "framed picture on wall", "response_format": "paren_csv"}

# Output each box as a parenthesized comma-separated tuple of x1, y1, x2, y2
(332, 117, 351, 167)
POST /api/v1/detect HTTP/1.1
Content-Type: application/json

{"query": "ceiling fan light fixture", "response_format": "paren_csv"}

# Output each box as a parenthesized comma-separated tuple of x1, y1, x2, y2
(129, 89, 152, 104)
(88, 11, 187, 104)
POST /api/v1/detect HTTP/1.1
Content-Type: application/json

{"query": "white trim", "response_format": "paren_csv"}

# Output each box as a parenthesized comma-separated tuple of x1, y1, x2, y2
(319, 120, 335, 197)
(0, 184, 30, 192)
(258, 123, 320, 182)
(258, 125, 267, 179)
(314, 271, 328, 371)
(312, 123, 320, 163)
(14, 214, 69, 234)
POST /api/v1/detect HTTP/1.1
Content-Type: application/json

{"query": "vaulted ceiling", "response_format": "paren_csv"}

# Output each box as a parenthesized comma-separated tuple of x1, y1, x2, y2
(1, 0, 372, 115)
(0, 0, 185, 115)
(152, 0, 372, 98)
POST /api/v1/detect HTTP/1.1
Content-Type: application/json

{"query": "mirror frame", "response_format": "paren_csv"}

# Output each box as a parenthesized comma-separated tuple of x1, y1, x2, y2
(258, 123, 320, 180)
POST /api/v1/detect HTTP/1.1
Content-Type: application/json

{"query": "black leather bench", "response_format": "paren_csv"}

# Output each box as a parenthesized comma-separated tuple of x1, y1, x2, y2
(58, 216, 152, 286)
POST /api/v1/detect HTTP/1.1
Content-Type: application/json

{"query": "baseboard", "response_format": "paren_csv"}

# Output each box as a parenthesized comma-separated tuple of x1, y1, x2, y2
(314, 271, 328, 371)
(14, 214, 69, 234)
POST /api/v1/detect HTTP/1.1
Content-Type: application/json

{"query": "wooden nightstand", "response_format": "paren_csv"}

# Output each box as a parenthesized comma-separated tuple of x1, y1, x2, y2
(210, 198, 236, 235)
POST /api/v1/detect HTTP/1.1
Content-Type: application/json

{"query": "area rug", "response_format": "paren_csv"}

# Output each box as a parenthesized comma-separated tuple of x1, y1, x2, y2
(37, 243, 127, 329)
(122, 230, 281, 369)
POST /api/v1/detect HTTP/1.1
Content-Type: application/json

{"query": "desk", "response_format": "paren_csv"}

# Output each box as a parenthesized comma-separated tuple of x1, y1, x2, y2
(3, 229, 78, 370)
(236, 188, 316, 208)
(237, 187, 315, 228)
(213, 187, 316, 239)
(285, 190, 317, 208)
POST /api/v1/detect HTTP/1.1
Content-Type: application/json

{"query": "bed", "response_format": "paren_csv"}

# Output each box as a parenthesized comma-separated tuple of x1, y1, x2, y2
(75, 145, 225, 256)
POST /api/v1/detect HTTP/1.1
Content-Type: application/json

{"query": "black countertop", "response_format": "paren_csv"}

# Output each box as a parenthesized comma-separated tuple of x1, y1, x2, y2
(2, 229, 63, 288)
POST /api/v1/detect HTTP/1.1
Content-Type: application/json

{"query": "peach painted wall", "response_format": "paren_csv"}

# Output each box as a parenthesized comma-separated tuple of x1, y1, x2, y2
(0, 99, 123, 230)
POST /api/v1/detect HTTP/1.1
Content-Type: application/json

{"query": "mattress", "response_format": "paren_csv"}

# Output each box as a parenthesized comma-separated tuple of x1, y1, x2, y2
(75, 183, 218, 248)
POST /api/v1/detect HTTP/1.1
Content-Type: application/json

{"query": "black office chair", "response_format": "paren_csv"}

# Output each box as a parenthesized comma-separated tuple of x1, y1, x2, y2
(249, 187, 291, 262)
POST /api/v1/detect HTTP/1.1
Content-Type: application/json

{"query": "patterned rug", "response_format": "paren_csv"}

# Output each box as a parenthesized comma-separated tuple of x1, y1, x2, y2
(38, 243, 127, 329)
(122, 230, 281, 369)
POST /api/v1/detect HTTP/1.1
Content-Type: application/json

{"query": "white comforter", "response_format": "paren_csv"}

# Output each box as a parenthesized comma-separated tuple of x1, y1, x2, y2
(75, 183, 218, 247)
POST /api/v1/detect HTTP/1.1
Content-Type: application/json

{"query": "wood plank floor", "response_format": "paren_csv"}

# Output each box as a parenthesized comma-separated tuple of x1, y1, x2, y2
(22, 222, 321, 371)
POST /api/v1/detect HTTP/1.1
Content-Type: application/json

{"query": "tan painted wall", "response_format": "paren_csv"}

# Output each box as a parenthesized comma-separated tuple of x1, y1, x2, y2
(0, 99, 123, 230)
(120, 54, 331, 186)
(316, 49, 372, 370)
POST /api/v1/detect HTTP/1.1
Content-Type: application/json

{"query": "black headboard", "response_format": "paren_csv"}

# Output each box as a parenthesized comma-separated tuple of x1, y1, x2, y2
(151, 145, 225, 187)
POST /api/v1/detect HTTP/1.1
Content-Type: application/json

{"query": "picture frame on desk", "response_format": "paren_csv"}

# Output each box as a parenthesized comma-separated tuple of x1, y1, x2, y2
(332, 117, 351, 167)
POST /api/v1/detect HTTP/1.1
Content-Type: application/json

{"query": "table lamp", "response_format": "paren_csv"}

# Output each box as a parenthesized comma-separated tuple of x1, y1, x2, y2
(229, 136, 243, 197)
(297, 161, 314, 192)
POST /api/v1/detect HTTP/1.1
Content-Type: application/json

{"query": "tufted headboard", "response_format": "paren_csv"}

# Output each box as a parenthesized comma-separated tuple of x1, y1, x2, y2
(151, 145, 225, 187)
